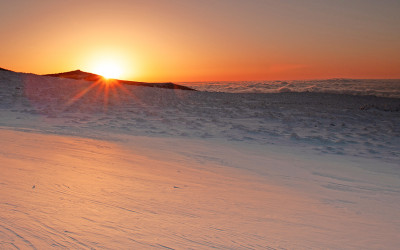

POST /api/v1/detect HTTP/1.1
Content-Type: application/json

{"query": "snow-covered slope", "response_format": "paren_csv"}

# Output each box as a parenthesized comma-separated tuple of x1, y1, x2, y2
(1, 129, 399, 249)
(1, 69, 399, 162)
(0, 70, 400, 249)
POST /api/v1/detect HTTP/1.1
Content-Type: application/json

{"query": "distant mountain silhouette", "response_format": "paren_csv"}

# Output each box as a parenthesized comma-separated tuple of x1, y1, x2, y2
(0, 67, 13, 72)
(45, 70, 103, 81)
(45, 70, 195, 91)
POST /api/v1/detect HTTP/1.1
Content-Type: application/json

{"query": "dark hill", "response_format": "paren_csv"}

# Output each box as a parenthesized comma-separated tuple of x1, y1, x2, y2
(45, 70, 195, 91)
(0, 67, 13, 72)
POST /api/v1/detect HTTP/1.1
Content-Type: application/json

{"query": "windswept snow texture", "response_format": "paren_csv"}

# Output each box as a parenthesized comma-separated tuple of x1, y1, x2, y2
(1, 70, 399, 162)
(0, 70, 400, 249)
(179, 79, 400, 98)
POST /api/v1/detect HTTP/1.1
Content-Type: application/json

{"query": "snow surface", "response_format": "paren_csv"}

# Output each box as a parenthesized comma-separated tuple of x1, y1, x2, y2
(0, 70, 400, 249)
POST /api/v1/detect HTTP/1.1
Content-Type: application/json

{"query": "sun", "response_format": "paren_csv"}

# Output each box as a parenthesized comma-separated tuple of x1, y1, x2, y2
(92, 60, 123, 79)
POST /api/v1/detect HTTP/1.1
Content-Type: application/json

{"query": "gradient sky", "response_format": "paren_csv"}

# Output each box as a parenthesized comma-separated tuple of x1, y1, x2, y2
(1, 0, 399, 82)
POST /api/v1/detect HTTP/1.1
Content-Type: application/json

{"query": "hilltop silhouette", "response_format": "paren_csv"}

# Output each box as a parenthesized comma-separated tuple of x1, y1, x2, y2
(45, 70, 195, 91)
(0, 67, 13, 72)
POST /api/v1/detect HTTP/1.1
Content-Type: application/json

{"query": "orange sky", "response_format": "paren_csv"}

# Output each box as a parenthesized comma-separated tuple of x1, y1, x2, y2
(1, 0, 399, 82)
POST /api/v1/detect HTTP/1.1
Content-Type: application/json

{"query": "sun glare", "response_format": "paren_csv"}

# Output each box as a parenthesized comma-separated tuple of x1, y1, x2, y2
(92, 60, 123, 79)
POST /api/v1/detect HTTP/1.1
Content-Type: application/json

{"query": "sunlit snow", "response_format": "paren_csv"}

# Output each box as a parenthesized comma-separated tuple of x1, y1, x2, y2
(0, 69, 399, 249)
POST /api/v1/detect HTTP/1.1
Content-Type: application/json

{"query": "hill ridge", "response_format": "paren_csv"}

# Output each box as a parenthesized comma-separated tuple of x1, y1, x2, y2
(45, 69, 195, 91)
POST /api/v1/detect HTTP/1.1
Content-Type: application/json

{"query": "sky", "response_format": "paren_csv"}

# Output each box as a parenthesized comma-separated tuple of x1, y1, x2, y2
(1, 0, 400, 82)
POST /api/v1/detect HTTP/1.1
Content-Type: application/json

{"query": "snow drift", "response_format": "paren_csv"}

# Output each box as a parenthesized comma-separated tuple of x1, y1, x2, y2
(0, 69, 400, 249)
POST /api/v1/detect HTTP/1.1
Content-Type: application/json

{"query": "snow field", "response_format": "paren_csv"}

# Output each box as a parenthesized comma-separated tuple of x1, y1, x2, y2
(1, 130, 399, 249)
(0, 70, 400, 249)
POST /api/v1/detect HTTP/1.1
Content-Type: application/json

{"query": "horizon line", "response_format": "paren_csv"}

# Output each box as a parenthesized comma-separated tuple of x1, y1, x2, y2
(1, 66, 400, 83)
